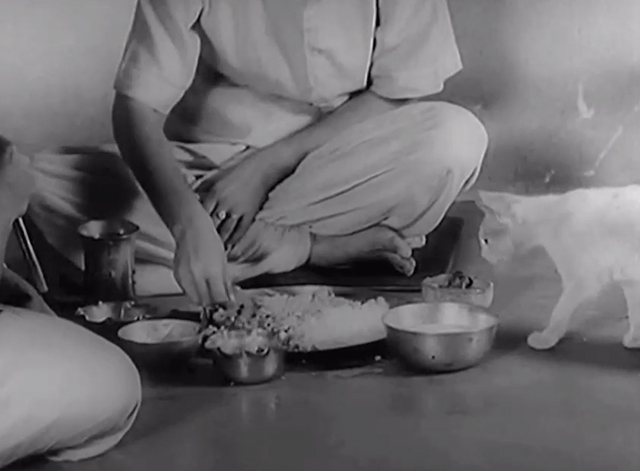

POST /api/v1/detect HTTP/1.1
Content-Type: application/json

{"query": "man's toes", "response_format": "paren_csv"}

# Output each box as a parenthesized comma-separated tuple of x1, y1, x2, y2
(384, 253, 416, 277)
(379, 228, 412, 259)
(406, 235, 427, 249)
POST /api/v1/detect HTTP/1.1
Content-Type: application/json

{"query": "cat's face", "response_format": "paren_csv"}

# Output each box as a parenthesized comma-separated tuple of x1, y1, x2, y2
(476, 191, 527, 265)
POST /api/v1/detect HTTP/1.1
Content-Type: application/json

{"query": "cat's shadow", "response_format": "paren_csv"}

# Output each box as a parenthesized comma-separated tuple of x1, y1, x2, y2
(493, 328, 640, 372)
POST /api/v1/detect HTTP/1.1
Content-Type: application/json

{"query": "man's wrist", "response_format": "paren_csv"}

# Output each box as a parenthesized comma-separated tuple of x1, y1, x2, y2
(166, 192, 204, 240)
(252, 139, 307, 188)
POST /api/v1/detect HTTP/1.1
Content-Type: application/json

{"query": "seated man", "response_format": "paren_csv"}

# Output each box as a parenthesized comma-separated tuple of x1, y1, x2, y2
(0, 147, 141, 467)
(13, 0, 488, 306)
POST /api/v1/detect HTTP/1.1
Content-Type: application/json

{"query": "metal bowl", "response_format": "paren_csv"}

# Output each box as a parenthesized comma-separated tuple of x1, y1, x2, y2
(421, 274, 494, 308)
(383, 302, 498, 373)
(207, 329, 285, 385)
(75, 301, 152, 325)
(117, 319, 202, 366)
(75, 301, 153, 340)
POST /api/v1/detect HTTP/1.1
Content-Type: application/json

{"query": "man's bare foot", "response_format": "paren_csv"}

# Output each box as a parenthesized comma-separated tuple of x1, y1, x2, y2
(309, 226, 417, 276)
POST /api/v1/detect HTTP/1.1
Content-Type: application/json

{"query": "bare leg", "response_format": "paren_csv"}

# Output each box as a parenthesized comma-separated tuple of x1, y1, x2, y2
(621, 281, 640, 349)
(527, 283, 587, 350)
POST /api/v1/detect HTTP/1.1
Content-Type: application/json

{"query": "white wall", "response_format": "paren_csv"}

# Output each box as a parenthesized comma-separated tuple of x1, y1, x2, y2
(0, 0, 134, 153)
(445, 0, 640, 191)
(1, 0, 640, 190)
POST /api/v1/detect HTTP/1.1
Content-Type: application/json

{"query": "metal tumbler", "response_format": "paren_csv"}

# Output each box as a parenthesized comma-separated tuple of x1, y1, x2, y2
(78, 219, 139, 304)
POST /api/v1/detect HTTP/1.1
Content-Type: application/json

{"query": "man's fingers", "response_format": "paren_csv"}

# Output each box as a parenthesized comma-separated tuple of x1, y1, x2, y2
(226, 277, 237, 305)
(205, 276, 230, 306)
(203, 192, 218, 215)
(227, 217, 252, 249)
(184, 273, 206, 306)
(218, 214, 240, 245)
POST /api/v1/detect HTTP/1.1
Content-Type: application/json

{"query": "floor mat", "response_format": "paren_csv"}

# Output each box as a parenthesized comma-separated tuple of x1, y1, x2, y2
(240, 215, 464, 290)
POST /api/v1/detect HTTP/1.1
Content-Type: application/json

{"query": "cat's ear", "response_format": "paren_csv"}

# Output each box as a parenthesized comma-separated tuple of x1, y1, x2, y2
(476, 191, 521, 223)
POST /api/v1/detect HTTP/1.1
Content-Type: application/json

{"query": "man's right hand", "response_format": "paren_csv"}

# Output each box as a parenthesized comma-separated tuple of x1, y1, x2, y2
(172, 205, 234, 306)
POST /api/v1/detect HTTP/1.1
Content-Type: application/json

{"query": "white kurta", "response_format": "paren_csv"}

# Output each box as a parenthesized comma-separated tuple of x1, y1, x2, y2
(25, 0, 486, 295)
(0, 2, 487, 466)
(114, 0, 464, 146)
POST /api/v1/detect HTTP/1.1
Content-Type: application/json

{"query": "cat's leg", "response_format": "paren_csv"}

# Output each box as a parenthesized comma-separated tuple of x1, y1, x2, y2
(527, 283, 587, 350)
(621, 281, 640, 349)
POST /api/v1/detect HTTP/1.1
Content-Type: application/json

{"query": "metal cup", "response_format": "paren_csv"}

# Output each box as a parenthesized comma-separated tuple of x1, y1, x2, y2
(78, 219, 139, 304)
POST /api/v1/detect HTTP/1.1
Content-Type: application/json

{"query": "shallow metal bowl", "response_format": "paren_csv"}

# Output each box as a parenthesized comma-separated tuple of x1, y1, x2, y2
(421, 274, 494, 308)
(383, 302, 498, 373)
(117, 319, 201, 366)
(76, 301, 151, 326)
(207, 329, 285, 385)
(75, 301, 153, 341)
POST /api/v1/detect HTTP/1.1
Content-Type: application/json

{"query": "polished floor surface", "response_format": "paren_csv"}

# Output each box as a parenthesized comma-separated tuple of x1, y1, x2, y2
(14, 203, 640, 471)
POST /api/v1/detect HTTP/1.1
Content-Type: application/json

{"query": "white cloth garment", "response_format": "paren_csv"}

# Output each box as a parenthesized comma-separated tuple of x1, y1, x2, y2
(27, 101, 488, 296)
(20, 0, 485, 294)
(0, 2, 481, 467)
(0, 307, 141, 468)
(114, 0, 463, 147)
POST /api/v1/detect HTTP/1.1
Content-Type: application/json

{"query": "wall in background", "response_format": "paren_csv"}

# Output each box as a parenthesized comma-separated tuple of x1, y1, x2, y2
(1, 0, 639, 191)
(0, 0, 134, 153)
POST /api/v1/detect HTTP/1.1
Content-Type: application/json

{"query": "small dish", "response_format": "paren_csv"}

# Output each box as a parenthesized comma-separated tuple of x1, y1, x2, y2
(421, 271, 494, 308)
(75, 300, 151, 325)
(205, 329, 285, 385)
(117, 318, 202, 366)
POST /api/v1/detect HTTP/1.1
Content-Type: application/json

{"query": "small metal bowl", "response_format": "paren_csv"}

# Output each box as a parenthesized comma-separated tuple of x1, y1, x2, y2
(206, 329, 285, 385)
(75, 301, 153, 340)
(422, 273, 494, 308)
(75, 301, 151, 325)
(117, 319, 202, 366)
(383, 302, 498, 373)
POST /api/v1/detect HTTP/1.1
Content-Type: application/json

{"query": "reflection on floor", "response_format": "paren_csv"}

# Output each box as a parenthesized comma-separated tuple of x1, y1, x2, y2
(13, 202, 640, 471)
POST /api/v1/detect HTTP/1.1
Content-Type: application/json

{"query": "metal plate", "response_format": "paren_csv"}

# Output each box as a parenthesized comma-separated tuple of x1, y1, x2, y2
(235, 285, 422, 352)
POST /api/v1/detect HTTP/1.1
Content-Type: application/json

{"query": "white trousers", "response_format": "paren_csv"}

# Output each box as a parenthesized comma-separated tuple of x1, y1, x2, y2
(27, 101, 488, 296)
(0, 101, 485, 467)
(0, 307, 141, 468)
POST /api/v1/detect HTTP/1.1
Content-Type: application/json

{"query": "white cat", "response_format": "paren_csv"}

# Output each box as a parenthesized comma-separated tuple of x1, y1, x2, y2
(476, 186, 640, 350)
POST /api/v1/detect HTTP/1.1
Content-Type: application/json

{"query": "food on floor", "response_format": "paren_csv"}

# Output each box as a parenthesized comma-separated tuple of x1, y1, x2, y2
(204, 287, 390, 351)
(445, 271, 475, 289)
(205, 329, 272, 355)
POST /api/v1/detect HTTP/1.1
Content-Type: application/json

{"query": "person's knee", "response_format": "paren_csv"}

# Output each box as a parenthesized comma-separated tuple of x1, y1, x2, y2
(380, 102, 488, 234)
(55, 324, 142, 449)
(0, 313, 141, 466)
(46, 336, 142, 462)
(407, 101, 488, 180)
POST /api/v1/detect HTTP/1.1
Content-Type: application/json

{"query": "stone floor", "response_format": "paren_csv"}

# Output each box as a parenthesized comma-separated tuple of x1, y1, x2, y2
(13, 202, 640, 471)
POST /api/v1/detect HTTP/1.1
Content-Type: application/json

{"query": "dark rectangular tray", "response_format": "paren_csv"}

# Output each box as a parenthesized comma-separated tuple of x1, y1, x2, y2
(240, 215, 464, 291)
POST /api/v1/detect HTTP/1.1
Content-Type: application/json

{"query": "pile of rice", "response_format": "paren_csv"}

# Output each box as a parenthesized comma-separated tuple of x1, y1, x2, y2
(208, 287, 389, 351)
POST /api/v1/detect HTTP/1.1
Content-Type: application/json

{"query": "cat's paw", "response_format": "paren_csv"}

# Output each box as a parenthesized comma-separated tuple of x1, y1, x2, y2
(527, 331, 561, 350)
(623, 331, 640, 349)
